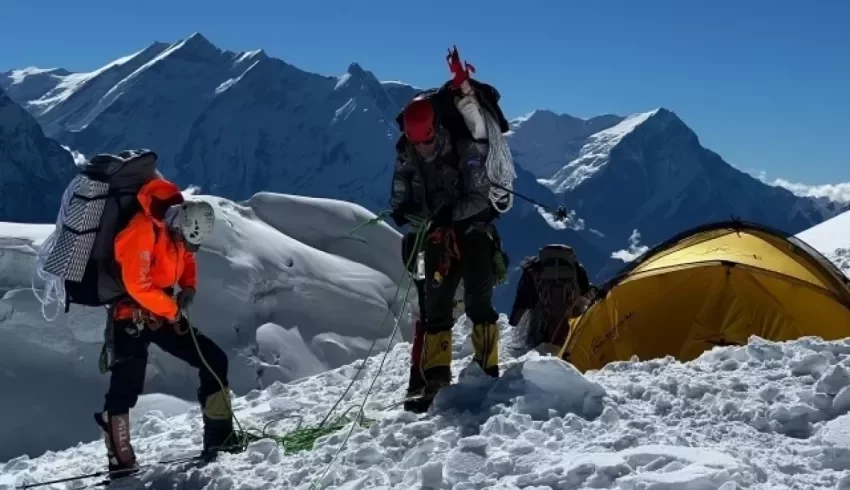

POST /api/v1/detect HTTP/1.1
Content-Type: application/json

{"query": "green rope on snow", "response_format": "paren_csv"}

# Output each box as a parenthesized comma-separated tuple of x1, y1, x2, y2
(184, 209, 429, 489)
(347, 209, 393, 236)
(293, 214, 429, 489)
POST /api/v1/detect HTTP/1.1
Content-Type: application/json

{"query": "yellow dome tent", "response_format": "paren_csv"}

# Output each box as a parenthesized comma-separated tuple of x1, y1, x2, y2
(559, 220, 850, 372)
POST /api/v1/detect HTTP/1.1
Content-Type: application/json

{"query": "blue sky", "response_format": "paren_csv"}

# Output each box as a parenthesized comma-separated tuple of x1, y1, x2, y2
(2, 0, 848, 187)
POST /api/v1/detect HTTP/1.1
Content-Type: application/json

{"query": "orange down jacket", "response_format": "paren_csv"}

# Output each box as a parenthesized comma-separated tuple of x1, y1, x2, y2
(114, 177, 197, 322)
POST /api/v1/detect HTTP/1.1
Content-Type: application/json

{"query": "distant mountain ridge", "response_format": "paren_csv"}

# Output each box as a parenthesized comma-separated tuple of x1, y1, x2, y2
(1, 31, 843, 288)
(0, 85, 75, 223)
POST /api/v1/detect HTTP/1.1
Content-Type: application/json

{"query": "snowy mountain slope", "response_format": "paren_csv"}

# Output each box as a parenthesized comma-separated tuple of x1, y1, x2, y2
(797, 209, 850, 278)
(380, 80, 419, 111)
(7, 316, 850, 489)
(0, 86, 76, 223)
(507, 109, 624, 178)
(514, 108, 830, 278)
(0, 192, 411, 461)
(0, 68, 72, 105)
(173, 59, 402, 210)
(0, 32, 598, 311)
(0, 42, 171, 136)
(1, 33, 407, 211)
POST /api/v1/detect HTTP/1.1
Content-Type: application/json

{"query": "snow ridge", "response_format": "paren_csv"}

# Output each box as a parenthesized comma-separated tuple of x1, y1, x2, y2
(1, 31, 842, 287)
(541, 109, 660, 193)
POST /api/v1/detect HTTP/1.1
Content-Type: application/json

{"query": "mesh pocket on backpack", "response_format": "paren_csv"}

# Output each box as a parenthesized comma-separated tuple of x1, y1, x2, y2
(42, 175, 109, 282)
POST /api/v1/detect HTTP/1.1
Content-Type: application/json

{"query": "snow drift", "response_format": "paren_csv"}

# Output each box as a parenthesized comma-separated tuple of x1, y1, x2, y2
(8, 314, 850, 489)
(796, 209, 850, 278)
(0, 191, 411, 462)
(2, 196, 849, 487)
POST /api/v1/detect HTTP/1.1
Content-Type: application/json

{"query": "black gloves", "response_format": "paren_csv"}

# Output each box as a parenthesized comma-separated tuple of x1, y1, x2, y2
(432, 205, 453, 228)
(176, 287, 196, 316)
(390, 208, 409, 227)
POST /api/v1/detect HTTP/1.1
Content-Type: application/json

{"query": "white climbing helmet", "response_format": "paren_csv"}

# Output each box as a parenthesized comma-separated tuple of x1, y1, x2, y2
(166, 200, 215, 250)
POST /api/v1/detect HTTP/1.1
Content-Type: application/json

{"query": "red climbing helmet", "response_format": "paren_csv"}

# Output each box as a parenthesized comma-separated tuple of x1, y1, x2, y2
(402, 95, 435, 144)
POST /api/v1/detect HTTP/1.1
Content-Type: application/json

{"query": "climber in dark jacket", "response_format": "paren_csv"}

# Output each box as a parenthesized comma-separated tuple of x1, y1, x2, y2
(389, 53, 511, 409)
(508, 244, 601, 357)
(389, 151, 431, 405)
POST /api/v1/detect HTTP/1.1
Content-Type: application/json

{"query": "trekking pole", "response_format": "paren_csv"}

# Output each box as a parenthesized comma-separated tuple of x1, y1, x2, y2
(488, 180, 570, 222)
(15, 454, 203, 489)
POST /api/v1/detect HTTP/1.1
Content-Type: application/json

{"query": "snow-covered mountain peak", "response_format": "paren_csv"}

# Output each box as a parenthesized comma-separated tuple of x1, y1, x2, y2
(535, 105, 828, 263)
(335, 62, 384, 93)
(233, 48, 268, 64)
(345, 61, 368, 77)
(167, 31, 227, 62)
(0, 41, 171, 134)
(507, 109, 625, 178)
(330, 62, 401, 133)
(541, 108, 667, 193)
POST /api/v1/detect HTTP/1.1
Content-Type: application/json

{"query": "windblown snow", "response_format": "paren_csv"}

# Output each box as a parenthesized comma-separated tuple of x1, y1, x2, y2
(0, 191, 410, 462)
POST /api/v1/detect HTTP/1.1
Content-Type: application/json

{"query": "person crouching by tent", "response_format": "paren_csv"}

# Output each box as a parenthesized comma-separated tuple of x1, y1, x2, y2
(509, 244, 597, 354)
(96, 176, 234, 478)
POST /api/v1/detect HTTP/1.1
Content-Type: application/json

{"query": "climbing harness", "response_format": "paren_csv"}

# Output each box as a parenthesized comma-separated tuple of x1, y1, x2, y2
(428, 227, 461, 286)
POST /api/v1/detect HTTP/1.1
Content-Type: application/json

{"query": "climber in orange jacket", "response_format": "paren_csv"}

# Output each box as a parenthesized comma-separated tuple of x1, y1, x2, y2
(95, 176, 233, 478)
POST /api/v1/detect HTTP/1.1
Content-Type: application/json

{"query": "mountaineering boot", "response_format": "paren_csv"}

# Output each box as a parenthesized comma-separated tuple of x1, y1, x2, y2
(408, 329, 453, 411)
(403, 363, 427, 411)
(403, 319, 427, 412)
(472, 323, 500, 377)
(200, 388, 237, 460)
(403, 365, 431, 413)
(94, 411, 139, 479)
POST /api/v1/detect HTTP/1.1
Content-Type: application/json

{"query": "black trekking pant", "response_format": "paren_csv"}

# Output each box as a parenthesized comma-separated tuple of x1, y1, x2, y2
(103, 315, 229, 415)
(402, 231, 428, 393)
(419, 223, 500, 381)
(424, 224, 498, 332)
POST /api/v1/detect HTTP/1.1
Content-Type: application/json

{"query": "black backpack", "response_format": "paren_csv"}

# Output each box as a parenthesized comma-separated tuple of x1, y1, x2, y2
(394, 78, 511, 148)
(525, 244, 583, 345)
(35, 150, 160, 316)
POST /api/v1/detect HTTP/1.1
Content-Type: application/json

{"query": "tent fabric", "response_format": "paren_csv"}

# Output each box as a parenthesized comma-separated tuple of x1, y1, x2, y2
(560, 221, 850, 372)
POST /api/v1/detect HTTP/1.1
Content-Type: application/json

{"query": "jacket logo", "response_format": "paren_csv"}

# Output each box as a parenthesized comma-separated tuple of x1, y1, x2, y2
(139, 251, 152, 289)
